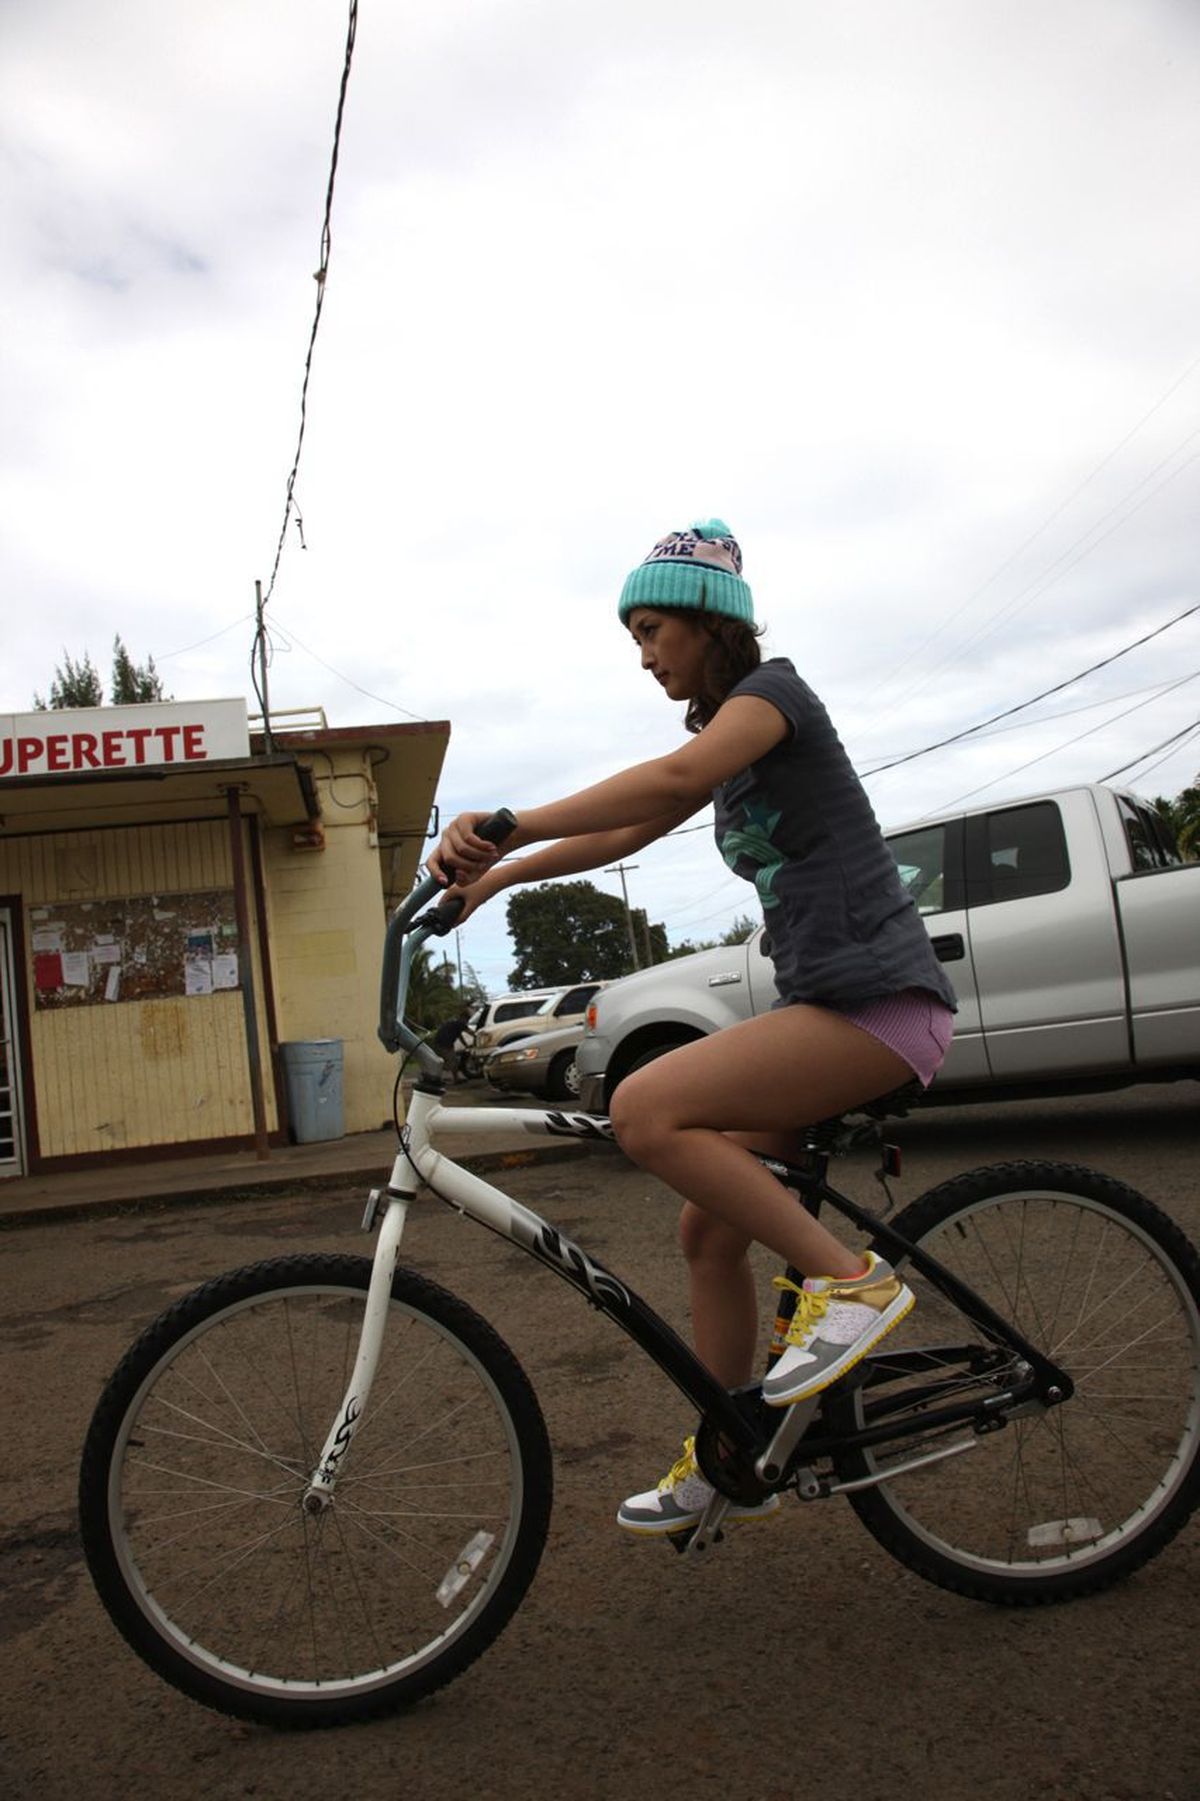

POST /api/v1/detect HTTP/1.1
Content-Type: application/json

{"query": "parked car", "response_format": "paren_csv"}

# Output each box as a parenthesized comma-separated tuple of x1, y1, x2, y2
(467, 982, 608, 1075)
(574, 784, 1200, 1112)
(484, 1021, 586, 1100)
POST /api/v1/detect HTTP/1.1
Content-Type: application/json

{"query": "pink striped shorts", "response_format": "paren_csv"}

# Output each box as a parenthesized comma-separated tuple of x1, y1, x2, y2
(832, 987, 955, 1088)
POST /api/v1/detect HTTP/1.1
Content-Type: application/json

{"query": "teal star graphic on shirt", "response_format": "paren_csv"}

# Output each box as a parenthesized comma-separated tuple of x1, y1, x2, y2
(718, 802, 784, 908)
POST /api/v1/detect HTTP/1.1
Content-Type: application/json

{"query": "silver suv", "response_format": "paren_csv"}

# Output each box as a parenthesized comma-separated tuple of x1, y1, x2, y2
(575, 940, 773, 1111)
(469, 982, 607, 1068)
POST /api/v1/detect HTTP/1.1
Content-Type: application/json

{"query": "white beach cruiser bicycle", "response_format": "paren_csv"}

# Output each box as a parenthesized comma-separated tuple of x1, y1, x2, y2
(80, 812, 1200, 1728)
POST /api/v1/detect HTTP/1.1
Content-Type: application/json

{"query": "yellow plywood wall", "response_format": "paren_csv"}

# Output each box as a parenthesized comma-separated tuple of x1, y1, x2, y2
(260, 748, 398, 1134)
(0, 821, 277, 1157)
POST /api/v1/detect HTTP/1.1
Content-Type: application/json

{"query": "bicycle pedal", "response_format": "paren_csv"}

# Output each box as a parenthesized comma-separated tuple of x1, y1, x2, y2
(678, 1493, 733, 1560)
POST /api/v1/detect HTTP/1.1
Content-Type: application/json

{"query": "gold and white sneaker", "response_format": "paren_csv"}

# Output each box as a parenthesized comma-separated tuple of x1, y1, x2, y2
(762, 1253, 914, 1407)
(616, 1437, 782, 1536)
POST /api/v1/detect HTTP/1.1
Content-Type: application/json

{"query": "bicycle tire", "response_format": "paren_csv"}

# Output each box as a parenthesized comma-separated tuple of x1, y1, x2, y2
(79, 1253, 552, 1726)
(826, 1161, 1200, 1605)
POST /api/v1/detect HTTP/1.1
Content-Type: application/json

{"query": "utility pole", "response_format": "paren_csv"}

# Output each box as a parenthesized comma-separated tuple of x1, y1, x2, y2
(606, 861, 641, 971)
(255, 579, 273, 752)
(640, 909, 654, 967)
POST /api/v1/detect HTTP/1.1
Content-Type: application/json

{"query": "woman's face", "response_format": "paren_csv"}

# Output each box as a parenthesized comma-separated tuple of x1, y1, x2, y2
(626, 608, 708, 703)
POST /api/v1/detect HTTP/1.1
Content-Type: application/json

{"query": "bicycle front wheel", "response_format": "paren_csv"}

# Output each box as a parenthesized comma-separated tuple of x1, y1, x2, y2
(79, 1254, 552, 1726)
(830, 1162, 1200, 1604)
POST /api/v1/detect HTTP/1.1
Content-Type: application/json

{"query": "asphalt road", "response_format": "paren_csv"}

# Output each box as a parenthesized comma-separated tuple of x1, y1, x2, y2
(2, 1082, 1197, 1801)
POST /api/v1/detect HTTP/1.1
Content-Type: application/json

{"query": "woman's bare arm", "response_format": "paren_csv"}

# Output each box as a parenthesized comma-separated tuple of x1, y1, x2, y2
(430, 694, 787, 885)
(439, 807, 700, 924)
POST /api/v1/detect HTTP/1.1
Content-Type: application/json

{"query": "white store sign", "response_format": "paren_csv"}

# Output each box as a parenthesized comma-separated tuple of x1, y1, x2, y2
(0, 699, 251, 780)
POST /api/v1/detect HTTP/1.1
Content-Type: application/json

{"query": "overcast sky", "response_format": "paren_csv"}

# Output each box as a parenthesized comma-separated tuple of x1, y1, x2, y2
(3, 0, 1198, 995)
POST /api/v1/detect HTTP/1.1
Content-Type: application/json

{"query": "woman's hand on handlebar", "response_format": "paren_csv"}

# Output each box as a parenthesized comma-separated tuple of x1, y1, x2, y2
(427, 812, 509, 888)
(434, 881, 488, 927)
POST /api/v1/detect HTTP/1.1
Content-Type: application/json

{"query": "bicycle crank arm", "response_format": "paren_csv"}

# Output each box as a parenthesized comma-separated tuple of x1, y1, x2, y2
(755, 1394, 821, 1485)
(681, 1492, 734, 1560)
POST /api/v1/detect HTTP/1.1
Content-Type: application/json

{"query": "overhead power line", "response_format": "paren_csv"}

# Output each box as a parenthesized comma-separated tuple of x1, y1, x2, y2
(864, 347, 1200, 710)
(154, 613, 254, 661)
(260, 0, 360, 612)
(267, 614, 426, 722)
(1099, 718, 1200, 784)
(922, 669, 1200, 813)
(857, 670, 1200, 758)
(860, 600, 1199, 778)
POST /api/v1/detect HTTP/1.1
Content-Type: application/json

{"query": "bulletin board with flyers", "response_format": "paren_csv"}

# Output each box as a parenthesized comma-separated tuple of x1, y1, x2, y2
(29, 891, 241, 1010)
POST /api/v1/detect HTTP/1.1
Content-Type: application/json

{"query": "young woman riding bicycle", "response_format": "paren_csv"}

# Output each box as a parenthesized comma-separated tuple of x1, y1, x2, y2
(430, 518, 957, 1534)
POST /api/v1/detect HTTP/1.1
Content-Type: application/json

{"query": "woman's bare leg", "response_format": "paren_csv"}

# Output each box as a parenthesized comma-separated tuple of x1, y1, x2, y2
(610, 1006, 912, 1381)
(678, 1205, 757, 1387)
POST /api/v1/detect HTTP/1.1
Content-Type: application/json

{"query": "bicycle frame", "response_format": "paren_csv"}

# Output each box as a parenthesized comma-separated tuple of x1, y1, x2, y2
(304, 1072, 1074, 1513)
(302, 852, 1073, 1515)
(302, 1085, 760, 1510)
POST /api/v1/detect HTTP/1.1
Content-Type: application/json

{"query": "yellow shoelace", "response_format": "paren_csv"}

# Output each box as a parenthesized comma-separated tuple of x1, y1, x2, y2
(772, 1275, 829, 1346)
(659, 1436, 698, 1493)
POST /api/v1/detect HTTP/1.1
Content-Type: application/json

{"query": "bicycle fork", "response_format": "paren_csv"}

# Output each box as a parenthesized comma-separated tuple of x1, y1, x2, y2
(301, 1193, 410, 1514)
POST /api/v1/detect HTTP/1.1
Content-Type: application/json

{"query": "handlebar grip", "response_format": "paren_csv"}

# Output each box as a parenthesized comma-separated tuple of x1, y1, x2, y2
(475, 807, 519, 848)
(425, 893, 465, 936)
(441, 807, 519, 886)
(378, 808, 518, 1050)
(422, 810, 519, 938)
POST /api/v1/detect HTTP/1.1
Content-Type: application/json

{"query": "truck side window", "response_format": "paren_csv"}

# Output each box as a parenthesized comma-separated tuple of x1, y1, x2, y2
(886, 825, 948, 915)
(979, 802, 1070, 904)
(1118, 796, 1181, 870)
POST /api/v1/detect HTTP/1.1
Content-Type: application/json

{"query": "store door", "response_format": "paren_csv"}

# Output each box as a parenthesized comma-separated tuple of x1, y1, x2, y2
(0, 910, 26, 1175)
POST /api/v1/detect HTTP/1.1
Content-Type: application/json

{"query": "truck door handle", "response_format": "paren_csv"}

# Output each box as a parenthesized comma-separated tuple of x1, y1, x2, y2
(931, 933, 965, 963)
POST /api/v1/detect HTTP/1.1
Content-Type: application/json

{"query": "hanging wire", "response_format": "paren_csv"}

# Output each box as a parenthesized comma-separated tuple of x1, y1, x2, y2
(861, 348, 1200, 709)
(1099, 717, 1200, 784)
(921, 668, 1200, 814)
(859, 600, 1199, 778)
(260, 0, 360, 613)
(268, 614, 426, 721)
(855, 670, 1200, 760)
(154, 614, 255, 662)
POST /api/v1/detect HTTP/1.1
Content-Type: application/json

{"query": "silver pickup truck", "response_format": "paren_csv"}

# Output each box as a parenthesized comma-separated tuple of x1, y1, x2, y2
(575, 783, 1200, 1110)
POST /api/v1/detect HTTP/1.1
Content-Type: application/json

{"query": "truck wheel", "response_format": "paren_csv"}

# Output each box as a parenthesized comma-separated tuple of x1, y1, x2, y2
(607, 1035, 701, 1106)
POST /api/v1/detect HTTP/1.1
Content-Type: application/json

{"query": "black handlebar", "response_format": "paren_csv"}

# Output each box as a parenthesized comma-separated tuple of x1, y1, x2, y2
(377, 809, 517, 1053)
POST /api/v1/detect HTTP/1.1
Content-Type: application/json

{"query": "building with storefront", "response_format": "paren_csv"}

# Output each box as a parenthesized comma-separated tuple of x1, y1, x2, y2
(0, 698, 449, 1176)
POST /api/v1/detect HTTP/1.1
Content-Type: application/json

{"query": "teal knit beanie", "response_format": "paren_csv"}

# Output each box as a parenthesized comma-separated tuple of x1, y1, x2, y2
(618, 518, 755, 626)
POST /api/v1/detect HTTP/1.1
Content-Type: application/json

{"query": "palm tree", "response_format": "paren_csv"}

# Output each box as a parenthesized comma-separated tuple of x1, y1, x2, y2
(405, 944, 459, 1030)
(1153, 781, 1200, 860)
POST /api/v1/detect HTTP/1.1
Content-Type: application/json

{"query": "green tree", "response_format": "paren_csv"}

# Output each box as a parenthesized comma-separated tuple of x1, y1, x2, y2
(665, 936, 720, 959)
(34, 650, 103, 710)
(1153, 782, 1200, 860)
(457, 960, 488, 1014)
(406, 946, 459, 1030)
(507, 880, 650, 986)
(665, 911, 758, 960)
(111, 634, 167, 703)
(33, 636, 169, 709)
(720, 913, 757, 945)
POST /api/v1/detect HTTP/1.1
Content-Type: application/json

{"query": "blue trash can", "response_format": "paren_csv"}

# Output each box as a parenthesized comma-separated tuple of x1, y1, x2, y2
(280, 1040, 344, 1143)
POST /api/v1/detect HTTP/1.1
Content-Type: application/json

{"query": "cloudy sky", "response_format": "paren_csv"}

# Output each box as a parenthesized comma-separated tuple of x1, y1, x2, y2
(4, 0, 1198, 995)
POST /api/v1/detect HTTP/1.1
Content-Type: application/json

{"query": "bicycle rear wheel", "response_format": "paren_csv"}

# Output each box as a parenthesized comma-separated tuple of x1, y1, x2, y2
(79, 1254, 552, 1725)
(828, 1162, 1200, 1604)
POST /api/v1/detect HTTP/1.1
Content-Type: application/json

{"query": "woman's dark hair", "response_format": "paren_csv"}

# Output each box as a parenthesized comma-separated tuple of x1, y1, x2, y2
(684, 612, 765, 733)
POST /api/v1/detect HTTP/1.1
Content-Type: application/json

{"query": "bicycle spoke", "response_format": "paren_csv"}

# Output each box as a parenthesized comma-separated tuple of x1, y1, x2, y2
(83, 1262, 549, 1717)
(844, 1172, 1200, 1595)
